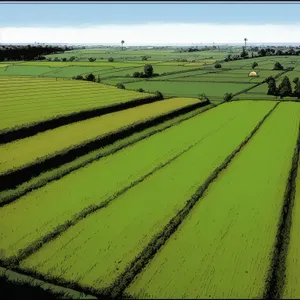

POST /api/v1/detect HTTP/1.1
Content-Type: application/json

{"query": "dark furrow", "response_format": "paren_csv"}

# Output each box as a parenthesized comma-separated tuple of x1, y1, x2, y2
(263, 121, 300, 299)
(8, 123, 227, 267)
(107, 102, 280, 299)
(0, 94, 162, 144)
(0, 103, 216, 207)
(0, 101, 210, 191)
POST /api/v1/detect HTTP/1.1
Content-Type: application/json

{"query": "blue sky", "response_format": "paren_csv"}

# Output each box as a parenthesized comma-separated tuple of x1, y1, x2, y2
(0, 2, 300, 27)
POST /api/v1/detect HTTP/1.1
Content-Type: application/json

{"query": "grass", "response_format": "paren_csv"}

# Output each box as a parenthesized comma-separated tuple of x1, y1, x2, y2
(0, 98, 200, 174)
(0, 101, 262, 262)
(15, 101, 276, 294)
(283, 160, 300, 298)
(125, 102, 300, 299)
(124, 81, 257, 103)
(0, 77, 155, 131)
(0, 104, 214, 205)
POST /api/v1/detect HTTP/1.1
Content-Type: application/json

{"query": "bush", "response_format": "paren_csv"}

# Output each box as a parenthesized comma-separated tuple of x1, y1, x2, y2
(273, 62, 284, 70)
(154, 91, 163, 99)
(116, 83, 125, 89)
(88, 57, 96, 62)
(198, 93, 209, 101)
(69, 56, 76, 62)
(223, 93, 233, 102)
(133, 72, 141, 78)
(62, 58, 67, 62)
(142, 56, 148, 61)
(72, 75, 84, 80)
(215, 63, 222, 68)
(152, 73, 159, 77)
(136, 88, 145, 92)
(85, 73, 96, 82)
(108, 57, 114, 62)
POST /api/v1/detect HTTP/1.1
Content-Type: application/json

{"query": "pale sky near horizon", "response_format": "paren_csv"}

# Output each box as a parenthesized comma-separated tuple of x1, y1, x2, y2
(1, 2, 300, 45)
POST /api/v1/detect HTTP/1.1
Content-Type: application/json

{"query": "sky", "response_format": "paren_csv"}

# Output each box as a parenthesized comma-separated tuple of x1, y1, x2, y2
(1, 2, 300, 45)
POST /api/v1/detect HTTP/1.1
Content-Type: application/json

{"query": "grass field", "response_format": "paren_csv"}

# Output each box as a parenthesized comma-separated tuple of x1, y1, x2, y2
(15, 102, 276, 293)
(0, 101, 268, 261)
(283, 160, 300, 299)
(0, 77, 156, 131)
(124, 81, 256, 102)
(0, 98, 200, 174)
(125, 102, 300, 299)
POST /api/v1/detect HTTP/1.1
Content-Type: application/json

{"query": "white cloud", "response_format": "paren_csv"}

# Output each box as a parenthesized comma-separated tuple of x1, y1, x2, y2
(1, 23, 300, 45)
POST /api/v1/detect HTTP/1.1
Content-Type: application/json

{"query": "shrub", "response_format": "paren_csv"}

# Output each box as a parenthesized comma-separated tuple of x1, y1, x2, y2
(88, 57, 96, 62)
(72, 75, 84, 80)
(142, 56, 148, 61)
(133, 72, 141, 78)
(223, 93, 233, 102)
(215, 63, 222, 68)
(155, 91, 163, 99)
(136, 88, 145, 93)
(116, 83, 125, 89)
(85, 73, 96, 82)
(108, 57, 114, 62)
(273, 62, 284, 70)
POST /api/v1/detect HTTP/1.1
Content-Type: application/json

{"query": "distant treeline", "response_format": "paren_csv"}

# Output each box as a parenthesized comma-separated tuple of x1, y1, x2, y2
(0, 45, 74, 61)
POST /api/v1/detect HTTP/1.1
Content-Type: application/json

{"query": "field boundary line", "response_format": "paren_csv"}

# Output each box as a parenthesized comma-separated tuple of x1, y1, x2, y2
(0, 101, 210, 192)
(107, 101, 280, 298)
(6, 111, 236, 267)
(0, 103, 217, 207)
(0, 266, 97, 299)
(0, 93, 162, 144)
(263, 121, 300, 299)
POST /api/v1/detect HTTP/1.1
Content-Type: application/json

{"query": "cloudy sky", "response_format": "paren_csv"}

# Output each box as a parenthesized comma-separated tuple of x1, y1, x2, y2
(1, 2, 300, 45)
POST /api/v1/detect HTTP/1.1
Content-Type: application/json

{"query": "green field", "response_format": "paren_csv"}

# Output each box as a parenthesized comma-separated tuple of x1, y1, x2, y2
(283, 160, 300, 299)
(0, 77, 156, 131)
(126, 102, 300, 299)
(13, 102, 275, 292)
(1, 47, 300, 298)
(124, 81, 256, 102)
(0, 98, 200, 174)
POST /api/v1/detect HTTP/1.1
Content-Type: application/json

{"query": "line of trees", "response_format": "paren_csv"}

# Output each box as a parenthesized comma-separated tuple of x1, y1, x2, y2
(0, 45, 73, 61)
(72, 73, 101, 83)
(267, 76, 300, 99)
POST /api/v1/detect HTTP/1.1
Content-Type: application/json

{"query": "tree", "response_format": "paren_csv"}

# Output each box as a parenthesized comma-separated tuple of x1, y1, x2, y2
(121, 40, 125, 51)
(116, 83, 125, 89)
(142, 56, 148, 61)
(277, 76, 292, 98)
(85, 73, 96, 82)
(267, 77, 277, 96)
(62, 58, 67, 62)
(294, 80, 300, 99)
(252, 62, 258, 69)
(244, 38, 248, 49)
(69, 56, 76, 62)
(293, 77, 299, 84)
(258, 48, 267, 57)
(144, 64, 153, 77)
(136, 88, 144, 93)
(96, 75, 101, 83)
(108, 57, 114, 62)
(273, 62, 284, 70)
(223, 93, 233, 102)
(88, 57, 96, 62)
(198, 93, 209, 101)
(215, 63, 222, 68)
(241, 48, 249, 58)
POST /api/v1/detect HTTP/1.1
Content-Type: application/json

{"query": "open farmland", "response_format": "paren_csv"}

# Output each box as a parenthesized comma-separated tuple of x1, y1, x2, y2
(0, 97, 201, 175)
(125, 102, 300, 299)
(124, 81, 256, 103)
(0, 77, 158, 132)
(283, 159, 300, 299)
(1, 44, 300, 299)
(3, 101, 293, 297)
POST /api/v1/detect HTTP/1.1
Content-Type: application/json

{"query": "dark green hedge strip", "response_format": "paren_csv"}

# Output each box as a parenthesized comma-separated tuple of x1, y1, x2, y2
(0, 100, 210, 191)
(0, 94, 163, 145)
(264, 122, 300, 299)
